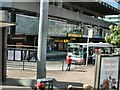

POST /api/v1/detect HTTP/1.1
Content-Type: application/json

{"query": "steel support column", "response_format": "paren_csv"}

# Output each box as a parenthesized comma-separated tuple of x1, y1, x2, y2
(37, 0, 49, 79)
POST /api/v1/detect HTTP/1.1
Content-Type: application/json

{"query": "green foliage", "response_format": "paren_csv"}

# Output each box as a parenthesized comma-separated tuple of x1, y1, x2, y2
(105, 25, 120, 47)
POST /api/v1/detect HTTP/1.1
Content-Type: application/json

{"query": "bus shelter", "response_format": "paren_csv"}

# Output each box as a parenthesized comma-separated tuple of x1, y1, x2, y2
(0, 10, 16, 84)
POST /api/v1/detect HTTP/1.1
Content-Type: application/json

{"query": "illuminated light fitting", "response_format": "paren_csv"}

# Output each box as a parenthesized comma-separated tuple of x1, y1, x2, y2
(0, 21, 16, 27)
(0, 10, 16, 28)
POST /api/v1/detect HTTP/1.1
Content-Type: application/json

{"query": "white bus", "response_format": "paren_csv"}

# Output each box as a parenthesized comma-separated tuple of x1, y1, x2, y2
(67, 43, 115, 64)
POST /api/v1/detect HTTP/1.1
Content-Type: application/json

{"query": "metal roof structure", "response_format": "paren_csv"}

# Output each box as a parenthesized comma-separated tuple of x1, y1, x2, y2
(1, 1, 120, 16)
(72, 1, 120, 15)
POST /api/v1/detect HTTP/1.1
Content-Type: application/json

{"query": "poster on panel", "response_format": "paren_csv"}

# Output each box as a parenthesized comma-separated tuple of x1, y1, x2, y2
(8, 50, 14, 60)
(99, 56, 119, 90)
(15, 50, 21, 61)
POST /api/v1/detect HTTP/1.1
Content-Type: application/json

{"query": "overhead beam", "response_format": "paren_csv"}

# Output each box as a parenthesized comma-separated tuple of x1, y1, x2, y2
(49, 5, 111, 28)
(63, 2, 105, 18)
(1, 2, 114, 28)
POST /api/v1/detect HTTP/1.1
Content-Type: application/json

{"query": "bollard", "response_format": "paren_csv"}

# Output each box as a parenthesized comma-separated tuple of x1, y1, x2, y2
(36, 78, 53, 90)
(62, 61, 64, 71)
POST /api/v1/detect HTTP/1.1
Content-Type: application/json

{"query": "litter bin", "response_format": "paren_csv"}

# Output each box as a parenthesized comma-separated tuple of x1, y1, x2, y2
(36, 78, 53, 90)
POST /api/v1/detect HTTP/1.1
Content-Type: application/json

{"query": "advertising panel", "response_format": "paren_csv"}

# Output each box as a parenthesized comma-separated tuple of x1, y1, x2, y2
(8, 50, 14, 60)
(15, 50, 21, 61)
(99, 56, 119, 90)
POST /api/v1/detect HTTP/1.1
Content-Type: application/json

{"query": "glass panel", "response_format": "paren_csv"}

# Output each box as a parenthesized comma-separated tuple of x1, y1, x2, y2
(48, 18, 81, 37)
(68, 48, 74, 53)
(68, 47, 83, 58)
(16, 14, 39, 35)
(73, 48, 83, 58)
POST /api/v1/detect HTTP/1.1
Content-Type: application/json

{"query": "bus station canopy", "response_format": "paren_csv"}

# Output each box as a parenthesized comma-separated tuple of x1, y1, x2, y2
(68, 43, 115, 48)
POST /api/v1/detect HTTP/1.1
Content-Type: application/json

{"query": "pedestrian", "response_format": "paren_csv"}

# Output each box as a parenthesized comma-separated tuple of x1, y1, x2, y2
(92, 52, 96, 65)
(66, 55, 72, 71)
(83, 51, 87, 65)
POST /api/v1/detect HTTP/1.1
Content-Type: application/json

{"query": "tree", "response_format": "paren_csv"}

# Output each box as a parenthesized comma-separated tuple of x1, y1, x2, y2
(105, 25, 120, 47)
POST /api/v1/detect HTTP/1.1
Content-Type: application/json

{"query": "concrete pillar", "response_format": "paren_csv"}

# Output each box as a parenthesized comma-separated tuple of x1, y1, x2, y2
(0, 28, 2, 84)
(0, 28, 7, 83)
(37, 0, 49, 79)
(0, 11, 8, 84)
(2, 27, 7, 82)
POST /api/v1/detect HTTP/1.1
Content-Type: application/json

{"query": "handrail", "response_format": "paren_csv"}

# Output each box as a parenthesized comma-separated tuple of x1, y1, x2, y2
(7, 45, 38, 48)
(7, 48, 37, 51)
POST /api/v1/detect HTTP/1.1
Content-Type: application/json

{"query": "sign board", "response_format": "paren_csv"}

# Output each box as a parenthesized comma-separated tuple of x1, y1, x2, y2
(94, 54, 120, 90)
(68, 33, 82, 37)
(15, 51, 21, 61)
(8, 50, 14, 60)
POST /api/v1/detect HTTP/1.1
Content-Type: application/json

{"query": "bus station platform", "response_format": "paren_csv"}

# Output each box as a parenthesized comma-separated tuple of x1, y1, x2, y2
(2, 65, 95, 90)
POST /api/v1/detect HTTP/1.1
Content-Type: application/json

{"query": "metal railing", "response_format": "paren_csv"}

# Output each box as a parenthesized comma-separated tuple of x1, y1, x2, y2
(7, 60, 65, 71)
(7, 45, 37, 62)
(7, 45, 66, 71)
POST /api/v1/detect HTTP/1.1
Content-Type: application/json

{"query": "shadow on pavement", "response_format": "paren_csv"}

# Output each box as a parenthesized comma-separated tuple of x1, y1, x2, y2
(53, 79, 83, 90)
(3, 78, 83, 90)
(3, 78, 36, 88)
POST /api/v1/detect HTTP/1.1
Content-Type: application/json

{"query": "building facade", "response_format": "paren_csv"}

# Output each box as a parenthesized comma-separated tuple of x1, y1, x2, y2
(2, 0, 120, 51)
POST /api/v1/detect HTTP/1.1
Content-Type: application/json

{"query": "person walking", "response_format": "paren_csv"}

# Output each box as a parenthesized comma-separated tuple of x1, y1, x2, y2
(66, 55, 72, 71)
(92, 52, 96, 65)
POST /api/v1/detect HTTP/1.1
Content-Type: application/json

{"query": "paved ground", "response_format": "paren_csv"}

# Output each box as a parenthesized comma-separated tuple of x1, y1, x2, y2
(48, 65, 95, 86)
(2, 51, 95, 90)
(2, 65, 95, 90)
